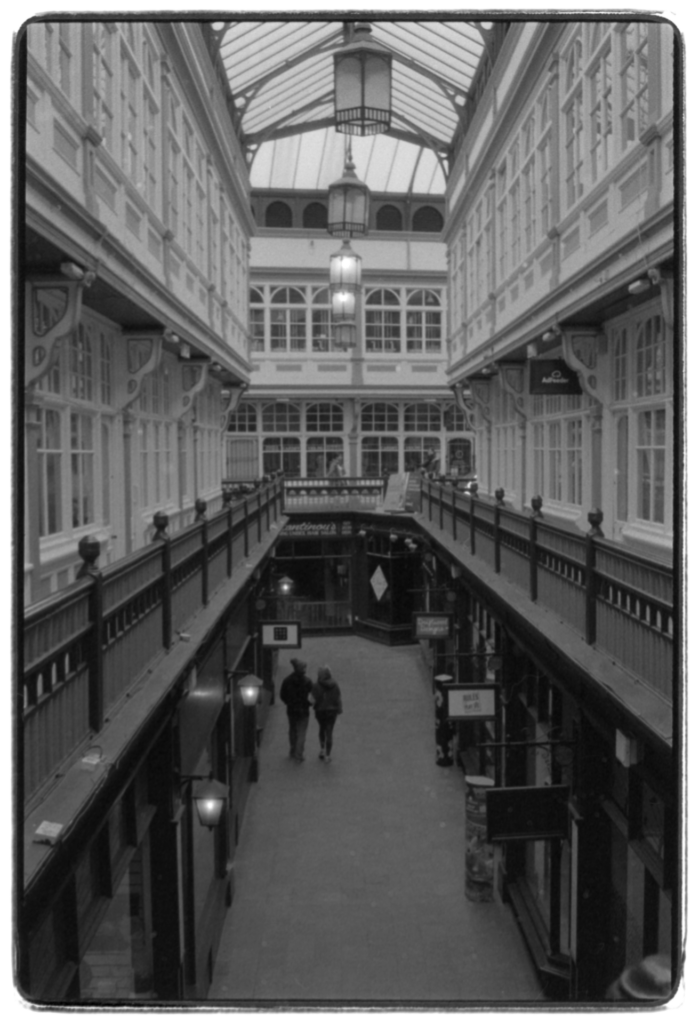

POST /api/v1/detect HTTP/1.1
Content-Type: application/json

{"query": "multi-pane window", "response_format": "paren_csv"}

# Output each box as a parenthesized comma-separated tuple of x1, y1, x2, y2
(404, 403, 441, 433)
(564, 90, 584, 208)
(496, 163, 507, 282)
(365, 289, 400, 353)
(311, 288, 331, 352)
(261, 402, 301, 433)
(406, 290, 442, 353)
(38, 409, 63, 537)
(92, 24, 115, 151)
(249, 287, 265, 352)
(404, 436, 441, 471)
(270, 287, 306, 352)
(229, 403, 257, 432)
(307, 437, 344, 477)
(100, 331, 112, 405)
(522, 114, 536, 255)
(361, 436, 399, 476)
(620, 22, 649, 149)
(610, 305, 671, 529)
(58, 23, 72, 97)
(638, 409, 665, 523)
(530, 395, 585, 506)
(494, 391, 517, 492)
(263, 437, 300, 476)
(71, 413, 95, 528)
(361, 403, 399, 432)
(71, 326, 94, 401)
(306, 403, 343, 433)
(590, 45, 613, 182)
(509, 141, 521, 267)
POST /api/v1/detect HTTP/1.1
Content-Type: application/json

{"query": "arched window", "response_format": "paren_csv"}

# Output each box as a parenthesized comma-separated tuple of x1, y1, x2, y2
(303, 202, 328, 229)
(365, 288, 400, 353)
(376, 204, 403, 231)
(407, 289, 442, 353)
(265, 201, 293, 228)
(306, 402, 344, 432)
(311, 287, 331, 352)
(444, 405, 468, 431)
(361, 403, 400, 432)
(412, 206, 444, 232)
(249, 287, 265, 352)
(270, 286, 306, 352)
(404, 403, 442, 432)
(261, 402, 301, 432)
(228, 403, 257, 432)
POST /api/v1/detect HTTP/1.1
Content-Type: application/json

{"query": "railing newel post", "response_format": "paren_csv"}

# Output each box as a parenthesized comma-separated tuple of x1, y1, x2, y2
(153, 511, 173, 648)
(529, 496, 543, 601)
(77, 536, 104, 731)
(243, 499, 249, 557)
(586, 509, 604, 645)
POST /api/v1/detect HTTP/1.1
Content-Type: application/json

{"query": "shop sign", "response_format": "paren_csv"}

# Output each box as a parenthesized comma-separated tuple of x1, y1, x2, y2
(260, 621, 302, 648)
(282, 521, 348, 536)
(413, 612, 453, 639)
(370, 565, 389, 601)
(445, 684, 497, 720)
(529, 359, 582, 395)
(485, 784, 570, 841)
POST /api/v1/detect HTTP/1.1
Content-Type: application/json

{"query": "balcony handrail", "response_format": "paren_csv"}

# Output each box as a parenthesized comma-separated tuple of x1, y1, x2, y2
(21, 478, 283, 805)
(421, 476, 674, 698)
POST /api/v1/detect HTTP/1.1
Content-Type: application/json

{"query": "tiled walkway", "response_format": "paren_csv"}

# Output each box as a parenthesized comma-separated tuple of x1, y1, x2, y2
(209, 635, 546, 1006)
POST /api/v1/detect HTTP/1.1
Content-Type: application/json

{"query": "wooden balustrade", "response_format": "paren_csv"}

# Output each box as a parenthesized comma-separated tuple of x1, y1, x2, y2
(282, 477, 386, 511)
(21, 479, 283, 805)
(421, 478, 674, 698)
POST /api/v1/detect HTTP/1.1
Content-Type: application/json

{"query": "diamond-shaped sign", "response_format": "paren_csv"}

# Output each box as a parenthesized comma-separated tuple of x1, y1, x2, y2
(370, 565, 389, 601)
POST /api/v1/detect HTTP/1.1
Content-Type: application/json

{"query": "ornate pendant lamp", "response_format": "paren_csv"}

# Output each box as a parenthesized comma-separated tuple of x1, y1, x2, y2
(334, 23, 392, 137)
(327, 151, 370, 238)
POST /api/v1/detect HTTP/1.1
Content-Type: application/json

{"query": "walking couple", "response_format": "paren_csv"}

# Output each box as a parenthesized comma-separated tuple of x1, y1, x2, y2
(279, 658, 343, 763)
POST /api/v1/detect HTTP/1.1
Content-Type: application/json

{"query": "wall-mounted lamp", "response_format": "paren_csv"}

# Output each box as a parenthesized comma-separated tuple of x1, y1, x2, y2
(211, 362, 222, 372)
(238, 674, 262, 707)
(178, 774, 229, 829)
(357, 529, 367, 537)
(542, 325, 562, 343)
(628, 268, 660, 295)
(278, 575, 295, 596)
(389, 532, 398, 543)
(60, 260, 86, 281)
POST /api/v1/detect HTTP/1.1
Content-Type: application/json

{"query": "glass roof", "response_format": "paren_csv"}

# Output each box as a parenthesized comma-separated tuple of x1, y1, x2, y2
(216, 19, 488, 195)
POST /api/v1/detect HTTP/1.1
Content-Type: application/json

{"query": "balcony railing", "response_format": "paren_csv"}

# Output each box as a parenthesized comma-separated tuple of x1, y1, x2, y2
(22, 479, 283, 806)
(283, 477, 386, 511)
(422, 478, 674, 702)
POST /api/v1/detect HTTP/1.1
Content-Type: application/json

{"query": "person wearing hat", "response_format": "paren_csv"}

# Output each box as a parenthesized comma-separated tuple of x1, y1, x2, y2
(605, 953, 673, 1001)
(279, 658, 313, 762)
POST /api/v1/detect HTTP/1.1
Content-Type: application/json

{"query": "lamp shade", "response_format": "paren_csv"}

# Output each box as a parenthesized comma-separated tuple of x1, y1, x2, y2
(334, 24, 392, 137)
(192, 777, 228, 829)
(278, 575, 294, 596)
(331, 290, 357, 319)
(330, 240, 362, 292)
(238, 674, 262, 706)
(327, 157, 370, 238)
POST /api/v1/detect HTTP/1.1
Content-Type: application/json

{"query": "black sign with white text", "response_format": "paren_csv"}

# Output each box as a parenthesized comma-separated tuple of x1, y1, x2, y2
(529, 359, 582, 395)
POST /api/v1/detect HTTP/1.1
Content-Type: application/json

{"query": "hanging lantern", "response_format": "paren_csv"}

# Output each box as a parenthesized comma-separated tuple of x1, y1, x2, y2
(333, 321, 357, 352)
(327, 155, 370, 238)
(334, 24, 392, 137)
(329, 239, 362, 292)
(192, 777, 228, 829)
(331, 290, 357, 319)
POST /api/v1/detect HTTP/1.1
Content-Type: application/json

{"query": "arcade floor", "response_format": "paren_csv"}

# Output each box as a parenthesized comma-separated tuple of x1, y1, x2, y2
(208, 634, 546, 1006)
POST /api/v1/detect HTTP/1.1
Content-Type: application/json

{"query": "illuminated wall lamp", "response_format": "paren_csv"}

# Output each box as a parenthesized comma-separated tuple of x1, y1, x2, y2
(238, 674, 263, 707)
(178, 774, 229, 829)
(542, 325, 561, 343)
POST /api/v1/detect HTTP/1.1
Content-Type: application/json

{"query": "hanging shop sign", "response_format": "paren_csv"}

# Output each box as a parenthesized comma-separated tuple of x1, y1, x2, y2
(445, 684, 497, 720)
(260, 622, 302, 648)
(412, 612, 453, 639)
(529, 359, 582, 395)
(282, 520, 353, 537)
(485, 784, 570, 841)
(370, 565, 389, 601)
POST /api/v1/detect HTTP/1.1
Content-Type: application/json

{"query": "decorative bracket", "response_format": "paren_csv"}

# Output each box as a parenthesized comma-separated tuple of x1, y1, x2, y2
(220, 383, 248, 434)
(468, 378, 493, 424)
(176, 361, 209, 420)
(650, 268, 674, 332)
(449, 383, 478, 430)
(497, 362, 528, 421)
(561, 328, 606, 402)
(25, 276, 88, 388)
(115, 333, 164, 411)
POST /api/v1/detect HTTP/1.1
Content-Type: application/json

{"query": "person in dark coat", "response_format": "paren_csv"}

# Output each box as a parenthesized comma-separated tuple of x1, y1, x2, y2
(279, 658, 313, 762)
(311, 665, 343, 762)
